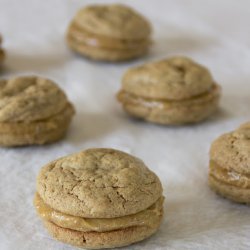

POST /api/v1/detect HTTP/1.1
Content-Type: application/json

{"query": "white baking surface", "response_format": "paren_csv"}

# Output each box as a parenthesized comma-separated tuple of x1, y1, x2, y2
(0, 0, 250, 249)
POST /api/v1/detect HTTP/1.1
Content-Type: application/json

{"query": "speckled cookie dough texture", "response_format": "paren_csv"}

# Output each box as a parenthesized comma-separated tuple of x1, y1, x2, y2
(66, 4, 152, 62)
(117, 56, 221, 125)
(209, 122, 250, 203)
(0, 35, 5, 66)
(35, 148, 164, 249)
(0, 76, 75, 146)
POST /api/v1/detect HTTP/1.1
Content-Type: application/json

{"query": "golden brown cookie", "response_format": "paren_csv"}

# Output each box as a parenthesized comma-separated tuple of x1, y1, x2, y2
(35, 148, 164, 249)
(0, 76, 75, 146)
(117, 56, 221, 125)
(0, 35, 5, 66)
(66, 4, 152, 62)
(209, 122, 250, 203)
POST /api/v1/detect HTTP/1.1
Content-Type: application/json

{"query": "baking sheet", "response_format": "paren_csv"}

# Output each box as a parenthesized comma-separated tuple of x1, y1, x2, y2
(0, 0, 250, 249)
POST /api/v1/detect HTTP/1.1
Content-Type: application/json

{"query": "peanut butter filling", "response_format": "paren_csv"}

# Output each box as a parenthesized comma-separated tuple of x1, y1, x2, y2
(117, 84, 220, 109)
(34, 193, 164, 233)
(209, 161, 250, 188)
(68, 22, 150, 50)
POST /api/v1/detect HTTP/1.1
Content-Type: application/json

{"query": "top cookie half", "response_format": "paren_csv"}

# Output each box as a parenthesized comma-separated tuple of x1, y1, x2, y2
(37, 148, 163, 218)
(122, 56, 215, 100)
(0, 76, 71, 123)
(72, 4, 151, 40)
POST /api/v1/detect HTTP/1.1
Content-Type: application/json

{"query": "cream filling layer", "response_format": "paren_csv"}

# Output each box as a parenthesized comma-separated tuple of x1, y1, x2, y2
(117, 84, 220, 109)
(209, 161, 250, 188)
(68, 22, 150, 50)
(35, 193, 164, 232)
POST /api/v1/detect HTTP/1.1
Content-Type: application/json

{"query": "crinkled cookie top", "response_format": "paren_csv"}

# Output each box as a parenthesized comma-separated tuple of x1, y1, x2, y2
(0, 76, 69, 122)
(73, 4, 151, 40)
(210, 122, 250, 174)
(37, 148, 163, 218)
(122, 56, 215, 100)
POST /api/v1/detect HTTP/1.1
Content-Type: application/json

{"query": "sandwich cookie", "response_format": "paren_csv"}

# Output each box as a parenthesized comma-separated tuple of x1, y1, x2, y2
(35, 148, 164, 249)
(66, 4, 152, 62)
(117, 56, 221, 125)
(0, 76, 75, 146)
(209, 122, 250, 203)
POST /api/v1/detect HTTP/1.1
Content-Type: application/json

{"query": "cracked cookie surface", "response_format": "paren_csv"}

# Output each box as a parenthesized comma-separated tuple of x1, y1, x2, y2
(122, 56, 214, 100)
(73, 4, 151, 40)
(210, 122, 250, 174)
(0, 76, 69, 122)
(37, 148, 163, 218)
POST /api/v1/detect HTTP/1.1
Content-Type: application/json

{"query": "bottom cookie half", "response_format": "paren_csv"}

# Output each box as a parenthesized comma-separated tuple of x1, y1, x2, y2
(44, 218, 162, 249)
(117, 85, 220, 125)
(67, 35, 149, 62)
(0, 103, 74, 146)
(209, 175, 250, 204)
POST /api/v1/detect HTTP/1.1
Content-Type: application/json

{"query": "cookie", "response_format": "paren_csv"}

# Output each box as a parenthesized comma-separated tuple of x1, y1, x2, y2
(0, 35, 5, 66)
(117, 56, 221, 125)
(35, 148, 164, 249)
(66, 4, 152, 62)
(209, 122, 250, 203)
(0, 76, 75, 146)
